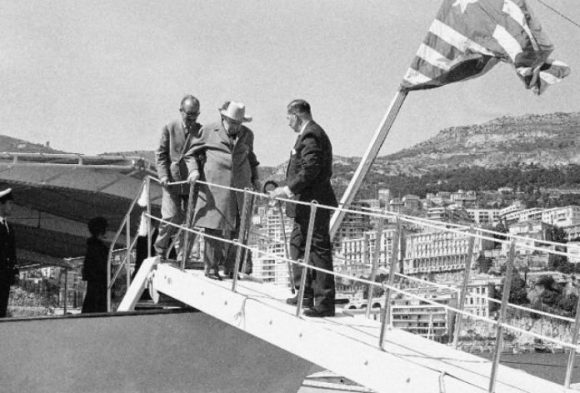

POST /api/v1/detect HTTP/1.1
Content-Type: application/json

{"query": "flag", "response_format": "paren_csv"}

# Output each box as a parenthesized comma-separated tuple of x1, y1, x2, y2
(401, 0, 570, 94)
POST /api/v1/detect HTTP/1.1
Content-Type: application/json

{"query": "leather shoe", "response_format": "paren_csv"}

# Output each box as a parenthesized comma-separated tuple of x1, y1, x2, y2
(286, 296, 313, 309)
(303, 308, 335, 317)
(205, 272, 223, 281)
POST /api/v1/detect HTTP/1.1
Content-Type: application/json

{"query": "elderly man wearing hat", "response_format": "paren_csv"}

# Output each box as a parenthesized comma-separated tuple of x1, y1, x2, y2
(0, 188, 18, 317)
(186, 101, 260, 280)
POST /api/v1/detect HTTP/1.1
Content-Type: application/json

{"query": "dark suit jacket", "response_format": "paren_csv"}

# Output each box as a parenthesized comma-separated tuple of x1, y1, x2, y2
(0, 221, 18, 286)
(285, 121, 337, 219)
(156, 120, 202, 195)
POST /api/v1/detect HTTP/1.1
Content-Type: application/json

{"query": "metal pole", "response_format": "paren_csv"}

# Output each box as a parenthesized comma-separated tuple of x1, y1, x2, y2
(564, 287, 580, 388)
(107, 250, 112, 312)
(146, 177, 152, 259)
(125, 216, 131, 290)
(329, 89, 408, 239)
(240, 194, 255, 275)
(277, 201, 295, 294)
(489, 241, 516, 393)
(379, 219, 400, 349)
(180, 180, 199, 269)
(63, 267, 68, 315)
(232, 189, 252, 292)
(296, 202, 318, 317)
(453, 228, 476, 348)
(366, 218, 384, 319)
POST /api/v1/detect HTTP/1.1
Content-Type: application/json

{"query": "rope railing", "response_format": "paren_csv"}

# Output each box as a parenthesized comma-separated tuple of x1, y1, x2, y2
(122, 176, 580, 390)
(165, 178, 573, 258)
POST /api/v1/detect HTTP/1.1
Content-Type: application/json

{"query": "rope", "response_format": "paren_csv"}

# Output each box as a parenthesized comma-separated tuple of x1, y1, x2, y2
(534, 0, 580, 29)
(147, 213, 580, 350)
(160, 177, 573, 258)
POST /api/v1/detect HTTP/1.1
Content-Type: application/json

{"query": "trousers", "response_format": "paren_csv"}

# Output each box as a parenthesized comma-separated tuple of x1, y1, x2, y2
(289, 208, 335, 310)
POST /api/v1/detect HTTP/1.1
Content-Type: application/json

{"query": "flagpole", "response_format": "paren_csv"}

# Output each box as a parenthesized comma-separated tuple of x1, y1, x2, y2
(329, 88, 408, 240)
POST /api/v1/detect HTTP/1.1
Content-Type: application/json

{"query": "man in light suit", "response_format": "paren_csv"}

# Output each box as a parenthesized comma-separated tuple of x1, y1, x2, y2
(270, 99, 337, 317)
(187, 101, 260, 280)
(0, 188, 18, 318)
(154, 95, 203, 260)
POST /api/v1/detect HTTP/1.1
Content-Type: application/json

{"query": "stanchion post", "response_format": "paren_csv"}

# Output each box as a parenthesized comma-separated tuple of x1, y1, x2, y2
(63, 267, 68, 315)
(296, 202, 318, 317)
(366, 218, 384, 319)
(489, 241, 516, 393)
(232, 189, 252, 292)
(146, 177, 152, 259)
(181, 180, 199, 269)
(125, 217, 131, 290)
(240, 193, 255, 275)
(453, 228, 476, 348)
(379, 219, 400, 349)
(564, 286, 580, 388)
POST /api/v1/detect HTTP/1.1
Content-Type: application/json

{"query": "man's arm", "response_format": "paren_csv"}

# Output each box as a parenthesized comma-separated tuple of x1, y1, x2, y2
(183, 124, 208, 182)
(155, 126, 171, 185)
(286, 134, 322, 195)
(247, 131, 260, 190)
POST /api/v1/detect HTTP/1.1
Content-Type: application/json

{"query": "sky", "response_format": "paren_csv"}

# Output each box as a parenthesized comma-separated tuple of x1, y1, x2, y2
(2, 0, 579, 166)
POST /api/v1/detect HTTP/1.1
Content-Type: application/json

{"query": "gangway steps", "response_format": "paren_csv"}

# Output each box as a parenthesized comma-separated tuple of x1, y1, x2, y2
(130, 259, 572, 393)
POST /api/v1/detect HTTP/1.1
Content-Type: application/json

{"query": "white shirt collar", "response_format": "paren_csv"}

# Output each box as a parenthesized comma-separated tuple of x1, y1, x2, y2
(298, 120, 311, 135)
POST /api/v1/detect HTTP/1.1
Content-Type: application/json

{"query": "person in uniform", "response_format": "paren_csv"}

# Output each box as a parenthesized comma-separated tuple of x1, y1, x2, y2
(0, 188, 18, 318)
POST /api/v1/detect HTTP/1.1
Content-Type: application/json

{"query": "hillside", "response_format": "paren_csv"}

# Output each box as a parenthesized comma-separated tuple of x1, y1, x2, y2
(379, 112, 580, 176)
(0, 135, 66, 154)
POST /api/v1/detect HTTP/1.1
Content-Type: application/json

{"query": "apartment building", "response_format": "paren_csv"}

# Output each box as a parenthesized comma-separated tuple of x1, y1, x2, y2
(403, 230, 483, 275)
(391, 289, 457, 342)
(466, 208, 500, 226)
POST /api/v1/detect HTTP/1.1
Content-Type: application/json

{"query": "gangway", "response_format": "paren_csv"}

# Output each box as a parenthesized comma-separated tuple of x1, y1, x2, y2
(118, 257, 574, 393)
(107, 176, 580, 393)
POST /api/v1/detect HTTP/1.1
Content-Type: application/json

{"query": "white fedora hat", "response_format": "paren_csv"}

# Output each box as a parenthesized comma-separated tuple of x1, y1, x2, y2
(220, 101, 252, 123)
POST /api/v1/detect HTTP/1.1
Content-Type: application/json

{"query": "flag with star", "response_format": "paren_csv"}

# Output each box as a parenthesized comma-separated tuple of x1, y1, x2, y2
(401, 0, 570, 95)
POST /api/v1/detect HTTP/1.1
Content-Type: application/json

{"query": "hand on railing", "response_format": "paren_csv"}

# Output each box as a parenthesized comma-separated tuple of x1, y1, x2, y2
(187, 170, 200, 184)
(159, 177, 169, 188)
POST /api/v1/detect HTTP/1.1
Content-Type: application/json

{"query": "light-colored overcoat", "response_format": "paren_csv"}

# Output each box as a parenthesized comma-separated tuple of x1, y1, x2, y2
(190, 122, 259, 231)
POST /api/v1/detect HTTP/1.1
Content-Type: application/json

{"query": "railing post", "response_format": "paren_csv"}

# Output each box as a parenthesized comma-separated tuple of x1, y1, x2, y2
(232, 189, 252, 292)
(181, 180, 199, 269)
(379, 219, 400, 349)
(489, 241, 516, 393)
(63, 267, 68, 315)
(296, 202, 318, 317)
(240, 193, 255, 275)
(453, 227, 476, 348)
(146, 177, 152, 259)
(564, 286, 580, 388)
(107, 250, 112, 312)
(366, 218, 384, 319)
(125, 217, 131, 290)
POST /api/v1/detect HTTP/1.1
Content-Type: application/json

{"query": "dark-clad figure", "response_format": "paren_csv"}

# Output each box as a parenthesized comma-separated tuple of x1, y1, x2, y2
(0, 188, 18, 318)
(270, 99, 337, 317)
(188, 101, 260, 280)
(82, 217, 109, 313)
(154, 95, 203, 260)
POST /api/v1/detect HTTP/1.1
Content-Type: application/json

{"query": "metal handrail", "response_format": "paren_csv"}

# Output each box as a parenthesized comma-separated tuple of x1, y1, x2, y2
(106, 178, 146, 311)
(115, 176, 580, 390)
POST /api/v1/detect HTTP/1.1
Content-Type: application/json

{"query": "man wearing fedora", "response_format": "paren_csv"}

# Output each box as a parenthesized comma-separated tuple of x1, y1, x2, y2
(154, 95, 203, 261)
(269, 99, 337, 317)
(0, 188, 18, 318)
(187, 101, 260, 280)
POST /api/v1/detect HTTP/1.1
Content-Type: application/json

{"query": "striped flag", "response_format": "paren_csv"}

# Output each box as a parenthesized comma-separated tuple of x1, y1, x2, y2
(401, 0, 571, 95)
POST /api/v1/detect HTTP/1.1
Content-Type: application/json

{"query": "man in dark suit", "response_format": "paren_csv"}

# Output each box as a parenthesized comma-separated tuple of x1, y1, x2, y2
(270, 99, 337, 317)
(0, 188, 18, 318)
(154, 95, 203, 260)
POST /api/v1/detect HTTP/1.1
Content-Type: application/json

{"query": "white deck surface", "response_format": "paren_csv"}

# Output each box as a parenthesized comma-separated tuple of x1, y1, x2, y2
(149, 262, 574, 393)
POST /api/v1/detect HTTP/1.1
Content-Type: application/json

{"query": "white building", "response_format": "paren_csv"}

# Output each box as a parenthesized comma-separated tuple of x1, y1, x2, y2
(466, 208, 500, 226)
(541, 206, 580, 228)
